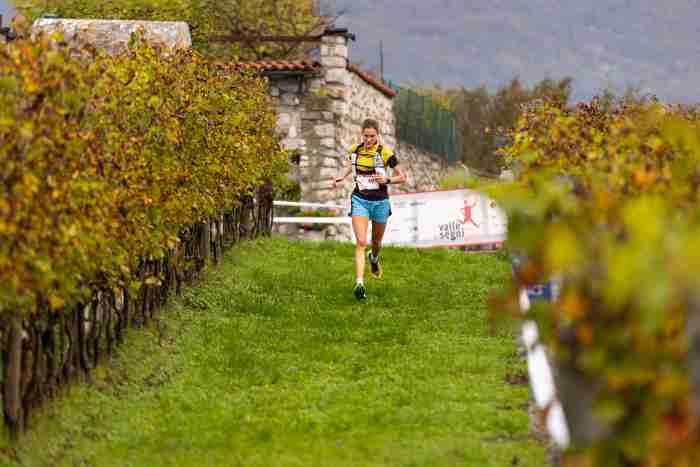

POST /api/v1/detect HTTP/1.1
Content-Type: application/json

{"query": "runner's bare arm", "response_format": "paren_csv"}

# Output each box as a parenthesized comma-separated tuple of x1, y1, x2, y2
(333, 159, 353, 187)
(373, 164, 407, 185)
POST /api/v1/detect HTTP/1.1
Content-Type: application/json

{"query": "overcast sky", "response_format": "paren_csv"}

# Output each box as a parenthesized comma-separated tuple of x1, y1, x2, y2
(0, 0, 14, 26)
(329, 0, 700, 104)
(3, 1, 699, 104)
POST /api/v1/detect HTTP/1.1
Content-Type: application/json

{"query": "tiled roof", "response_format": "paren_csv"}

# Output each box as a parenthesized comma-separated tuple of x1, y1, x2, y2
(347, 64, 397, 98)
(218, 59, 397, 98)
(217, 59, 322, 73)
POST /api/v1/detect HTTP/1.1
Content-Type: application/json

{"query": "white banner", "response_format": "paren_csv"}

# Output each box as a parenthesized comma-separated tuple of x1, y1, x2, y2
(382, 189, 507, 248)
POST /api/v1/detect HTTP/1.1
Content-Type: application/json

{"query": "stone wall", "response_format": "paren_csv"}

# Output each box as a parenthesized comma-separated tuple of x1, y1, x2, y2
(317, 33, 358, 207)
(268, 74, 340, 205)
(392, 141, 448, 194)
(339, 72, 396, 153)
(30, 18, 192, 54)
(269, 32, 400, 207)
(269, 30, 449, 241)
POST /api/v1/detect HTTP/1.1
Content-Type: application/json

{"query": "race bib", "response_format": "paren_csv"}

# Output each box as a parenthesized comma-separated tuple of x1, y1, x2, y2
(356, 175, 379, 191)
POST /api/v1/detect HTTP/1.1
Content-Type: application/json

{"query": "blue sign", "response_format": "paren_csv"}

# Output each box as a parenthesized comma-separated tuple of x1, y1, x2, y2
(511, 255, 561, 303)
(526, 283, 554, 302)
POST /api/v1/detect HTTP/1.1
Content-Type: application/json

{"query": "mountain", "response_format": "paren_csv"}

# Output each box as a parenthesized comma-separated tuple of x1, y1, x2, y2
(4, 0, 698, 103)
(330, 0, 700, 104)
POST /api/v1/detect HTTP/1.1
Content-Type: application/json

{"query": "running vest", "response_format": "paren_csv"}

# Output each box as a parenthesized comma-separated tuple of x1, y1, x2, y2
(350, 143, 386, 192)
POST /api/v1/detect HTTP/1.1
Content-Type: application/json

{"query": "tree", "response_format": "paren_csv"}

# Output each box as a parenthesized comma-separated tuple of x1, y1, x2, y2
(452, 84, 494, 174)
(450, 76, 573, 175)
(401, 82, 456, 111)
(206, 0, 332, 59)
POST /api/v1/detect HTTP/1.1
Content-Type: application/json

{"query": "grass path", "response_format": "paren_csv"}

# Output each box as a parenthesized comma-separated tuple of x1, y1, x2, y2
(1, 237, 545, 466)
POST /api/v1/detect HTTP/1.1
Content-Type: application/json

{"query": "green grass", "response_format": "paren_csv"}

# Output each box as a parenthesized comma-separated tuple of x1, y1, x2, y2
(0, 237, 545, 466)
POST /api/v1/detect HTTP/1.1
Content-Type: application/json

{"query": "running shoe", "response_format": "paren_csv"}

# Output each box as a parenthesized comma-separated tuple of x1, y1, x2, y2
(353, 283, 367, 300)
(368, 252, 383, 279)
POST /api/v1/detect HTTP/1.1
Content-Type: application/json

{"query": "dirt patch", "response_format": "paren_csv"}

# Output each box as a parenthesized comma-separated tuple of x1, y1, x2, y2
(505, 371, 529, 385)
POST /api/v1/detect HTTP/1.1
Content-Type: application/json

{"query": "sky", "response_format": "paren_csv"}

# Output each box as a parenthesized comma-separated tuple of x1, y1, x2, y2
(3, 1, 699, 104)
(328, 0, 700, 104)
(0, 0, 14, 27)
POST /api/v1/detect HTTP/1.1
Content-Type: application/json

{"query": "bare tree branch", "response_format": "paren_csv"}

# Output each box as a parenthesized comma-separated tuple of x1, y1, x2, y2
(206, 0, 338, 59)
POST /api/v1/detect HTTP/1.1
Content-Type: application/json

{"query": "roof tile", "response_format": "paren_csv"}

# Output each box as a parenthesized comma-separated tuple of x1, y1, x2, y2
(216, 59, 321, 73)
(347, 64, 397, 98)
(219, 59, 397, 98)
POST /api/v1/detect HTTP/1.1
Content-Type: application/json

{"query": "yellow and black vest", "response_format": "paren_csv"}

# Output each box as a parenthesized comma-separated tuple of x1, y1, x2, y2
(347, 143, 398, 201)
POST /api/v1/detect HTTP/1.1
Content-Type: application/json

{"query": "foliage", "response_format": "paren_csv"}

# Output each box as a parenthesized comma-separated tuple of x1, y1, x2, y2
(13, 0, 327, 59)
(451, 76, 572, 175)
(271, 176, 301, 201)
(399, 82, 455, 111)
(1, 237, 546, 466)
(389, 81, 459, 162)
(400, 76, 572, 173)
(0, 34, 286, 315)
(13, 0, 210, 43)
(486, 97, 700, 466)
(298, 209, 337, 217)
(437, 166, 480, 190)
(205, 0, 328, 59)
(1, 34, 109, 312)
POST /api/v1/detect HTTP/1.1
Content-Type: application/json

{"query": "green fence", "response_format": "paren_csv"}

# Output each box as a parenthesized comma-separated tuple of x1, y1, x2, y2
(387, 80, 458, 163)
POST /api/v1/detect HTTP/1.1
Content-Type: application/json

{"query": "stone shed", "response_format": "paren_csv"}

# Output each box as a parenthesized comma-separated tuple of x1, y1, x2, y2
(228, 27, 448, 209)
(28, 20, 448, 213)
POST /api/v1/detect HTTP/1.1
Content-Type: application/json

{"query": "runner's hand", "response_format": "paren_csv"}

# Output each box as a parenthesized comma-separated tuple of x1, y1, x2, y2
(371, 174, 388, 185)
(332, 176, 344, 188)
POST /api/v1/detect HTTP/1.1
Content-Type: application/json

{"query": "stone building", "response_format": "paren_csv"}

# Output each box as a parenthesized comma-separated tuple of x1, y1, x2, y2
(28, 20, 448, 206)
(27, 20, 449, 240)
(233, 28, 449, 211)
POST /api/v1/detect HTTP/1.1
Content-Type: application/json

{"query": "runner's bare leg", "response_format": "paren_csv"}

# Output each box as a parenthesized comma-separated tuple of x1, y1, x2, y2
(352, 215, 369, 280)
(371, 221, 387, 258)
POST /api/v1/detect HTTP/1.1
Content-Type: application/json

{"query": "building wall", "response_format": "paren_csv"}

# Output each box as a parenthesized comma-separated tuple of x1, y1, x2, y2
(268, 74, 341, 206)
(392, 142, 448, 194)
(340, 72, 396, 153)
(270, 32, 449, 240)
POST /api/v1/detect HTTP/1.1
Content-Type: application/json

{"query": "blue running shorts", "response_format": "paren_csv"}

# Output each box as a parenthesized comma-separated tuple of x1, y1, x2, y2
(350, 194, 392, 224)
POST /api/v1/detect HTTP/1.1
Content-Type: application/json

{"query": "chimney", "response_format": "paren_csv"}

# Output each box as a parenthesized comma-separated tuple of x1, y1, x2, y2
(320, 26, 354, 70)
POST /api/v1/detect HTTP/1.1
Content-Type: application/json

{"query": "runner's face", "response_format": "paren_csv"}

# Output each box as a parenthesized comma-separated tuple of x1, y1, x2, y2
(362, 128, 378, 146)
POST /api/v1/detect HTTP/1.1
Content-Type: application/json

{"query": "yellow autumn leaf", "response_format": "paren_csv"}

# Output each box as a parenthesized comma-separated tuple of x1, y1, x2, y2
(48, 294, 65, 310)
(543, 223, 581, 272)
(144, 276, 161, 286)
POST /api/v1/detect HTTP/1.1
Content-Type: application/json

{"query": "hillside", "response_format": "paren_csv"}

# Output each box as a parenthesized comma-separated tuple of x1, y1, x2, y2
(333, 0, 700, 104)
